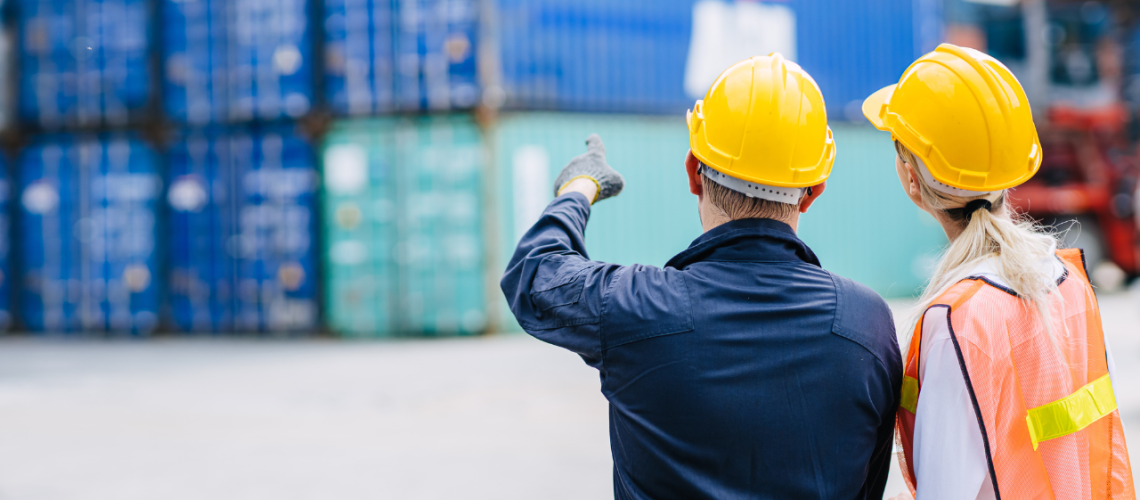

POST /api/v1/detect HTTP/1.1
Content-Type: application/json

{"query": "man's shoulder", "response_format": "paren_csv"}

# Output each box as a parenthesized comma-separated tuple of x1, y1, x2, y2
(825, 272, 901, 372)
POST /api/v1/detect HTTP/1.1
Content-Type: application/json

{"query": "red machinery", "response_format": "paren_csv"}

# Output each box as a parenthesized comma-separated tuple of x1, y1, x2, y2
(1010, 104, 1140, 278)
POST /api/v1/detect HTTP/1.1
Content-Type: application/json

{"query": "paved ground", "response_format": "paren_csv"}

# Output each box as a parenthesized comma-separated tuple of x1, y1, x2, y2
(0, 293, 1136, 500)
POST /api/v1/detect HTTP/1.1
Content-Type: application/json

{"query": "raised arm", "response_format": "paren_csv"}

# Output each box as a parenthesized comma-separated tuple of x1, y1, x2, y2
(500, 135, 625, 366)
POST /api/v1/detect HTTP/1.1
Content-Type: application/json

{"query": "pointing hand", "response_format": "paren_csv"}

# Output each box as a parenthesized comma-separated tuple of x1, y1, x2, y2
(553, 134, 625, 204)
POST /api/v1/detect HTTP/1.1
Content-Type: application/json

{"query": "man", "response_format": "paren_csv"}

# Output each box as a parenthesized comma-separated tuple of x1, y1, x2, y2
(501, 54, 902, 499)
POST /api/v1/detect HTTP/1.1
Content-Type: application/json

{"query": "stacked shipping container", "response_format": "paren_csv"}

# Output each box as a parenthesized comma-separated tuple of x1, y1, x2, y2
(167, 127, 319, 333)
(323, 0, 480, 114)
(161, 0, 313, 123)
(17, 0, 151, 127)
(18, 136, 160, 333)
(322, 116, 484, 336)
(160, 0, 320, 334)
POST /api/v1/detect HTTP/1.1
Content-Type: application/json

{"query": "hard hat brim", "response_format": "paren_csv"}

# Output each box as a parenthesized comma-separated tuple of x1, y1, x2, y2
(862, 85, 896, 130)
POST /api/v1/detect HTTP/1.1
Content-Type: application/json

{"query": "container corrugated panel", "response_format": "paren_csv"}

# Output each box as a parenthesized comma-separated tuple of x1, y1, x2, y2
(322, 119, 399, 336)
(18, 135, 160, 334)
(166, 129, 235, 332)
(492, 114, 946, 331)
(323, 0, 397, 115)
(321, 115, 484, 336)
(167, 126, 319, 333)
(162, 0, 313, 123)
(17, 0, 151, 127)
(491, 0, 941, 118)
(394, 115, 485, 334)
(323, 0, 479, 115)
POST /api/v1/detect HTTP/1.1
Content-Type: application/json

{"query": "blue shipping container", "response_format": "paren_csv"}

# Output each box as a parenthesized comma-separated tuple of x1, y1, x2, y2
(18, 135, 161, 334)
(162, 0, 313, 123)
(492, 0, 942, 118)
(17, 0, 151, 127)
(323, 0, 479, 115)
(167, 126, 319, 332)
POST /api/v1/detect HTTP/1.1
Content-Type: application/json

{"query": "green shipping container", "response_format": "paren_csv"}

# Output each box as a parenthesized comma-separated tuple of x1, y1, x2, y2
(322, 115, 487, 337)
(492, 113, 947, 332)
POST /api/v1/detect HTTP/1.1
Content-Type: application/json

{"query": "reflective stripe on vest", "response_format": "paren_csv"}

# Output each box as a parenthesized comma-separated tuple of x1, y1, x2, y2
(901, 375, 919, 414)
(1026, 373, 1118, 450)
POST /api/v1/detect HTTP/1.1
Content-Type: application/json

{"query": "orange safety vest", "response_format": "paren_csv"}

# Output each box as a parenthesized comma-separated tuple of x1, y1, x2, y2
(897, 249, 1135, 499)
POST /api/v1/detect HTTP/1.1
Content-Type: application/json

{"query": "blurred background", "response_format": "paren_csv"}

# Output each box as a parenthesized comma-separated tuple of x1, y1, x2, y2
(0, 0, 1137, 498)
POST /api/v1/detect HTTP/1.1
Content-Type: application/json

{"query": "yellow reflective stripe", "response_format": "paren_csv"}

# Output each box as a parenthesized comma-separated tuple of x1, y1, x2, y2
(900, 376, 919, 413)
(1025, 374, 1117, 450)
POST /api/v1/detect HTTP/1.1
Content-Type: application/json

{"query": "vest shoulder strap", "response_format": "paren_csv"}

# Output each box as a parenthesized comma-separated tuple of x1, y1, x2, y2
(1056, 248, 1090, 283)
(933, 278, 988, 310)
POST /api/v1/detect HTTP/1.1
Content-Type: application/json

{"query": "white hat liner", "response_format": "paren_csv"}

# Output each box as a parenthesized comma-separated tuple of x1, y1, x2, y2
(911, 155, 993, 198)
(699, 164, 805, 204)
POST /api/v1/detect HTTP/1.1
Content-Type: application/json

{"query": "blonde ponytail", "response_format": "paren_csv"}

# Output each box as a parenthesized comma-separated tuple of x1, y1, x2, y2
(897, 143, 1066, 347)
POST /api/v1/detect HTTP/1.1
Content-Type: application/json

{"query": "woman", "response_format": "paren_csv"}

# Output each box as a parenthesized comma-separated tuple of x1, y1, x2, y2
(863, 43, 1134, 500)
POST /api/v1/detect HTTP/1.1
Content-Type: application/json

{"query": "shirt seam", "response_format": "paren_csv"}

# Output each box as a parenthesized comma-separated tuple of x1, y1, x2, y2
(828, 272, 895, 374)
(599, 265, 628, 366)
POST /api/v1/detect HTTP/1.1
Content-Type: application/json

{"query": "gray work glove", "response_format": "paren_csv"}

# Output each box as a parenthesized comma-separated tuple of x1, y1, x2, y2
(553, 134, 625, 204)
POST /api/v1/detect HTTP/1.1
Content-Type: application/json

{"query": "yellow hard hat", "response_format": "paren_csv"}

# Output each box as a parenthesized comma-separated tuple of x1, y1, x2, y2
(862, 43, 1042, 192)
(687, 53, 835, 188)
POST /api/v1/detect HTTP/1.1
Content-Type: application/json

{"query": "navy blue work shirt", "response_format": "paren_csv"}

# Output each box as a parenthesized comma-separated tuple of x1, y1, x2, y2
(501, 193, 902, 500)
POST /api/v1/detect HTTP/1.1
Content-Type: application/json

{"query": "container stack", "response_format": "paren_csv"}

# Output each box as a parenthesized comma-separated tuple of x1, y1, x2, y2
(3, 0, 958, 336)
(14, 0, 160, 334)
(315, 0, 953, 336)
(319, 0, 483, 337)
(160, 0, 320, 335)
(484, 0, 948, 331)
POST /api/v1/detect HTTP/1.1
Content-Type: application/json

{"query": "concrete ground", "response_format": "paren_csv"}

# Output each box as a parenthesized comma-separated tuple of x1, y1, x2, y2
(0, 294, 1136, 500)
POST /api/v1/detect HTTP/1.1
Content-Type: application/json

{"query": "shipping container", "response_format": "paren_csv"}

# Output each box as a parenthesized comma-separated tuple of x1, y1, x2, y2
(18, 135, 160, 334)
(322, 114, 485, 337)
(166, 126, 319, 333)
(491, 113, 947, 331)
(323, 0, 479, 115)
(490, 0, 942, 118)
(17, 0, 151, 127)
(162, 0, 313, 123)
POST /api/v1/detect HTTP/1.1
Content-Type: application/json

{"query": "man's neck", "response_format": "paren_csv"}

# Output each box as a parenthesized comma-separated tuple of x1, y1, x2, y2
(701, 210, 799, 234)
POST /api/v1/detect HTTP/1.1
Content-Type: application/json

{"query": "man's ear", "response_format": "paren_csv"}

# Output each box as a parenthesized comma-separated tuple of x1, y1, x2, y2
(798, 181, 826, 213)
(685, 150, 702, 196)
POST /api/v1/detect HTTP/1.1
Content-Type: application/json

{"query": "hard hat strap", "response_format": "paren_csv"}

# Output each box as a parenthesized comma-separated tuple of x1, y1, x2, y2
(699, 164, 804, 204)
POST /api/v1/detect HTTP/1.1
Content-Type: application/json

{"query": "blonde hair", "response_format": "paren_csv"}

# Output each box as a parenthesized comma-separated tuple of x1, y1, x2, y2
(897, 142, 1064, 343)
